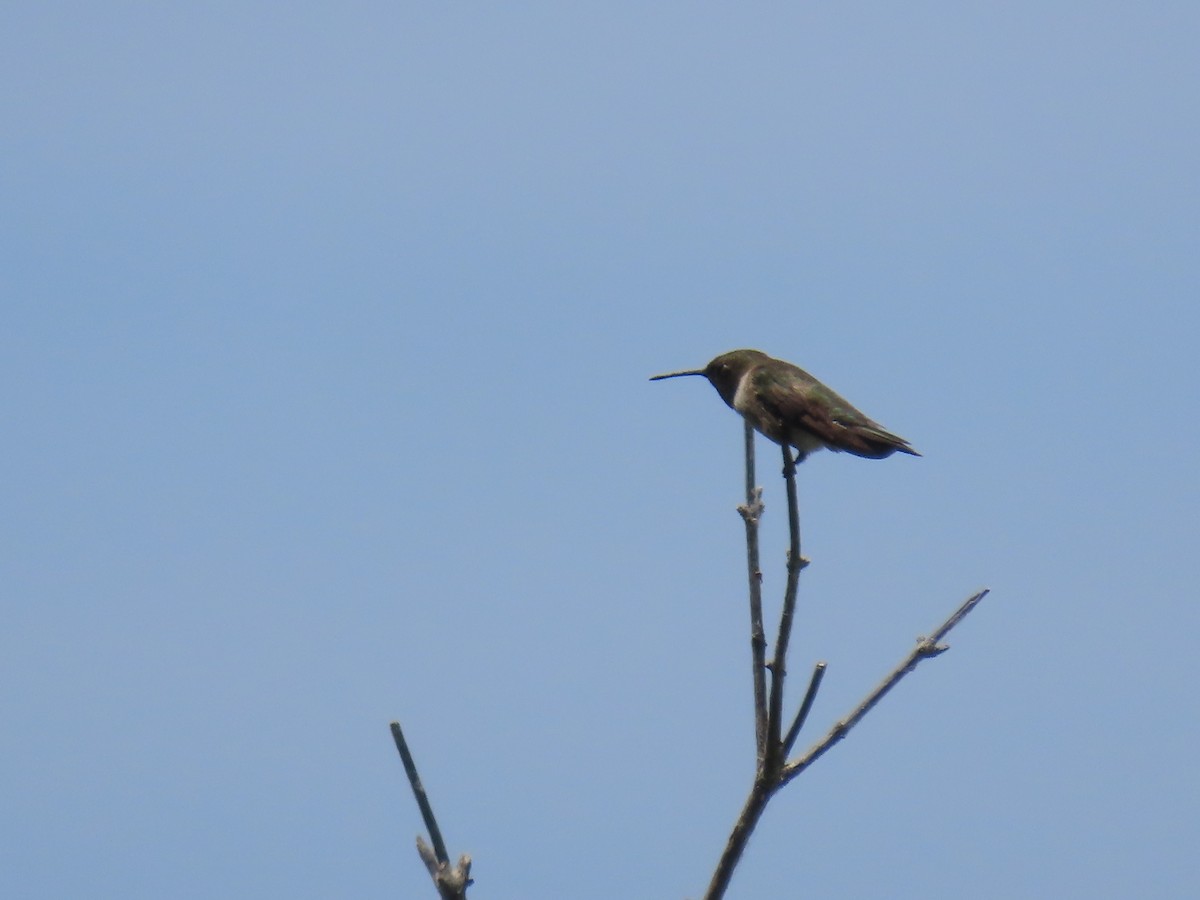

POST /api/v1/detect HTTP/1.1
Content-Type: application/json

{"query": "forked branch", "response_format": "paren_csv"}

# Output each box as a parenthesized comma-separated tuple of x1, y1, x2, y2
(703, 432, 991, 900)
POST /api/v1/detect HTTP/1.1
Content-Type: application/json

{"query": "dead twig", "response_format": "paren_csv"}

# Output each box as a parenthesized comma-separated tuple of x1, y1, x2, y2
(702, 430, 991, 900)
(782, 589, 991, 786)
(390, 721, 473, 899)
(736, 421, 769, 762)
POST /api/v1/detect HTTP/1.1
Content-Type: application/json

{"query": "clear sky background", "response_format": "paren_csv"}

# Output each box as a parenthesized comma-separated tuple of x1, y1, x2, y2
(3, 4, 1197, 898)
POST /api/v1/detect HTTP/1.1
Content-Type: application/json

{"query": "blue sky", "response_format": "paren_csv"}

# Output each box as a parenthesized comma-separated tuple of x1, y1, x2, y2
(3, 3, 1197, 898)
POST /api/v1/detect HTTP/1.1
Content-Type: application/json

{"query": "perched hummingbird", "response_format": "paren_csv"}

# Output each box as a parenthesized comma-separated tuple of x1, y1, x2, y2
(650, 349, 920, 461)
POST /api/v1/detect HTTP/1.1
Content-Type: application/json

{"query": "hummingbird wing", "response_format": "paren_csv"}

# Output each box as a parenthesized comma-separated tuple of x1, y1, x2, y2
(752, 365, 920, 459)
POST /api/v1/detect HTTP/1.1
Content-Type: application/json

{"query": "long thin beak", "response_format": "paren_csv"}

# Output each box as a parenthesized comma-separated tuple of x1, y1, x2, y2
(649, 369, 706, 381)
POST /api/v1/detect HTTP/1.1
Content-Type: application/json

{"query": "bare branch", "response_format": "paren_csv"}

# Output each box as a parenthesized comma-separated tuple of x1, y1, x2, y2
(782, 661, 827, 758)
(736, 421, 768, 761)
(781, 589, 991, 786)
(390, 721, 449, 862)
(703, 780, 774, 900)
(391, 721, 473, 899)
(706, 422, 991, 898)
(765, 444, 806, 772)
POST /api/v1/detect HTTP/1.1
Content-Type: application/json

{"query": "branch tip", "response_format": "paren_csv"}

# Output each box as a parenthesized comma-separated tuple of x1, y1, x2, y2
(782, 661, 828, 756)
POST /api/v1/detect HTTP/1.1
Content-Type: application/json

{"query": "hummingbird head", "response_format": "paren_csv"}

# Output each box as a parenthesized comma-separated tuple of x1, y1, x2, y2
(650, 348, 770, 408)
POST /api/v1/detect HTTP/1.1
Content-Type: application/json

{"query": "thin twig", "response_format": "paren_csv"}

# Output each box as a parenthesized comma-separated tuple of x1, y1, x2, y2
(782, 661, 827, 758)
(765, 444, 805, 772)
(391, 721, 450, 863)
(781, 589, 991, 786)
(736, 421, 768, 761)
(391, 721, 473, 899)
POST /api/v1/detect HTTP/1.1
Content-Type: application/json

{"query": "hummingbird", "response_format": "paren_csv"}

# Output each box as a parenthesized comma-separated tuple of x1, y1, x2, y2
(650, 348, 920, 462)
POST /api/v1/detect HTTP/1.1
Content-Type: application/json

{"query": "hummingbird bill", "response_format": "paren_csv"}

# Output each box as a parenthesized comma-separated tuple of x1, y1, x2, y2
(651, 349, 919, 462)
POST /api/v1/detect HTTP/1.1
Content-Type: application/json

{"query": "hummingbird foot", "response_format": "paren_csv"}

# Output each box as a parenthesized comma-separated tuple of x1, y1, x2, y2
(781, 449, 806, 477)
